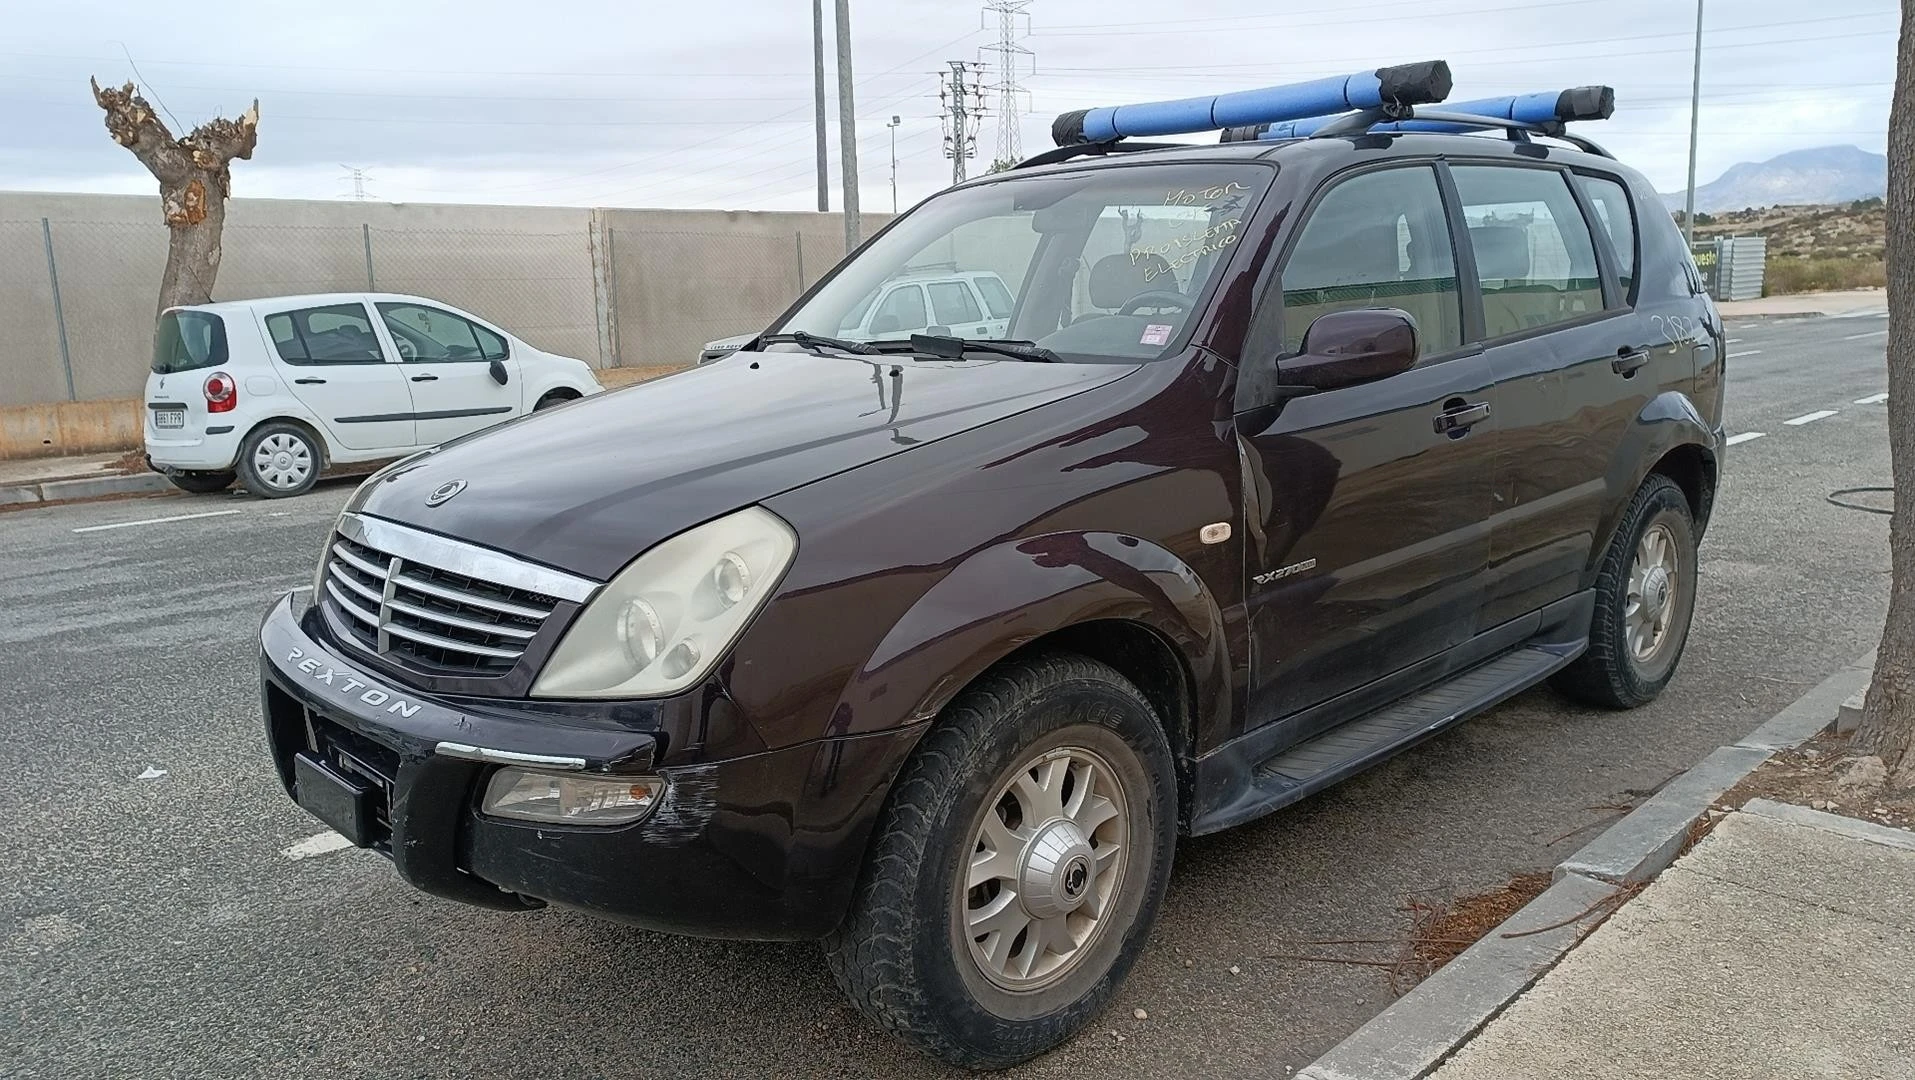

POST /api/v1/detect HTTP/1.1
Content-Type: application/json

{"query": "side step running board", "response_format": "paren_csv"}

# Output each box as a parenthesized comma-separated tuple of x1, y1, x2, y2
(1191, 644, 1579, 835)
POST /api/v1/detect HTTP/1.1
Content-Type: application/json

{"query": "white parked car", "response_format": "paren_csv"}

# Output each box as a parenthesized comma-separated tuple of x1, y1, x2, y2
(695, 268, 1017, 364)
(144, 293, 603, 498)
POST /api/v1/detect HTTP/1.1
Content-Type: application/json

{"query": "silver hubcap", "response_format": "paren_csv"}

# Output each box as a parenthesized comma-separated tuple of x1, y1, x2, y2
(1626, 522, 1680, 662)
(253, 433, 313, 490)
(960, 746, 1128, 992)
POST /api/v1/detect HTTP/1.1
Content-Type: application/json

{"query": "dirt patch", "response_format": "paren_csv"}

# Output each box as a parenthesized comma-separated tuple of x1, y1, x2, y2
(1263, 870, 1555, 995)
(1718, 731, 1915, 831)
(109, 448, 148, 473)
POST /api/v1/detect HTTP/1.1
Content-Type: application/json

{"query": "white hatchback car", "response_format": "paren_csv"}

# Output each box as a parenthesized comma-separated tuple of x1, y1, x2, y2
(144, 293, 603, 498)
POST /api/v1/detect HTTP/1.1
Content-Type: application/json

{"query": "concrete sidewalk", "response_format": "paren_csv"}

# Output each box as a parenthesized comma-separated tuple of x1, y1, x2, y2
(1717, 288, 1887, 318)
(1431, 800, 1915, 1080)
(0, 451, 172, 506)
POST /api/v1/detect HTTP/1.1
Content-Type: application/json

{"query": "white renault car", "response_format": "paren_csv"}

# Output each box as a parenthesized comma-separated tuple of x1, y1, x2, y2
(144, 293, 603, 498)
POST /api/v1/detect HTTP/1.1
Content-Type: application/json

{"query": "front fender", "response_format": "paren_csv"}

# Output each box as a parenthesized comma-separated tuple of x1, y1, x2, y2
(1588, 390, 1721, 576)
(837, 531, 1230, 752)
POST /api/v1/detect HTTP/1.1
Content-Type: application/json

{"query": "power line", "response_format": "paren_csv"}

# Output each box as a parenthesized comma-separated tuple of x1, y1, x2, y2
(940, 60, 985, 184)
(980, 0, 1034, 169)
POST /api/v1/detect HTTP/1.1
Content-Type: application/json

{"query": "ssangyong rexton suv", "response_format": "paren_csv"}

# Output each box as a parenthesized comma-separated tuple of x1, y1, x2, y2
(261, 67, 1724, 1068)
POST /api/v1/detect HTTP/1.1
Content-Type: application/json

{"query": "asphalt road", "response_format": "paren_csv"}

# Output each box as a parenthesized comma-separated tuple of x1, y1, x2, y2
(0, 310, 1894, 1079)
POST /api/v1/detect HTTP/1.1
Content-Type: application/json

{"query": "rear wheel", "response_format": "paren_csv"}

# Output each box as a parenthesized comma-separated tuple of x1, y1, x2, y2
(237, 423, 322, 499)
(166, 471, 235, 494)
(1555, 474, 1698, 708)
(533, 390, 578, 412)
(824, 653, 1176, 1069)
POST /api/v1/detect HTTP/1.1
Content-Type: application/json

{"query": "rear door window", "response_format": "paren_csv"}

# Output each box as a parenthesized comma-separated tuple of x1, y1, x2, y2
(1451, 166, 1606, 338)
(1575, 174, 1638, 300)
(928, 280, 984, 325)
(151, 311, 228, 374)
(265, 304, 387, 366)
(1280, 166, 1463, 359)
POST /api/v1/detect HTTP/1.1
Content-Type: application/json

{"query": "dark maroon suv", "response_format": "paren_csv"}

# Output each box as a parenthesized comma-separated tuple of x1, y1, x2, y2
(260, 88, 1723, 1067)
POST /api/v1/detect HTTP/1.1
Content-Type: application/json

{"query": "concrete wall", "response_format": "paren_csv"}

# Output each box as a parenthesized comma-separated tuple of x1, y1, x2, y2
(1, 191, 874, 412)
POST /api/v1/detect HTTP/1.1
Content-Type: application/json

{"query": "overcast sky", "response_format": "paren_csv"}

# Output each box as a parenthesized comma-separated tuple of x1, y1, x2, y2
(0, 0, 1897, 212)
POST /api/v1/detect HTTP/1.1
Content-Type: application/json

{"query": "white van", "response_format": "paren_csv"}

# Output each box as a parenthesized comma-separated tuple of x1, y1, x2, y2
(145, 293, 603, 498)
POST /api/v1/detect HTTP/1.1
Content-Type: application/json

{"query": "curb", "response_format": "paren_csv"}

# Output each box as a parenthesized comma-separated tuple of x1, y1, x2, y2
(0, 472, 174, 506)
(1297, 651, 1877, 1080)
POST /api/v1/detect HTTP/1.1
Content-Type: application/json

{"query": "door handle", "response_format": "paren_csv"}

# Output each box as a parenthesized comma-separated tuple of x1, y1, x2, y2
(1433, 401, 1491, 435)
(293, 377, 327, 385)
(410, 374, 439, 382)
(1612, 348, 1651, 377)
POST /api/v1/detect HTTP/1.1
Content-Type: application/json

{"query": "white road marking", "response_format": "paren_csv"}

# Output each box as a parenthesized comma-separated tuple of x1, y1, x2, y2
(1728, 350, 1762, 358)
(1855, 392, 1890, 405)
(1725, 432, 1767, 446)
(283, 831, 355, 861)
(1726, 338, 1743, 344)
(1784, 409, 1839, 426)
(1843, 330, 1889, 340)
(72, 508, 246, 534)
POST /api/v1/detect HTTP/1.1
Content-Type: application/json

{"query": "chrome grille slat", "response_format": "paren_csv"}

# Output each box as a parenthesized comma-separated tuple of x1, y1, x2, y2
(385, 596, 539, 640)
(392, 570, 553, 620)
(317, 513, 595, 676)
(382, 620, 525, 660)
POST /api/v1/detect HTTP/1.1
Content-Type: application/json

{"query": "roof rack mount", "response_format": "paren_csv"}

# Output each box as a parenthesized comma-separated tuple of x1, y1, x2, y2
(1050, 60, 1451, 147)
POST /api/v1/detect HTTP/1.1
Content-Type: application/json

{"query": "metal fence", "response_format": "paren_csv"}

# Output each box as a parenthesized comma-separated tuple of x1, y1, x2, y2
(1, 198, 878, 409)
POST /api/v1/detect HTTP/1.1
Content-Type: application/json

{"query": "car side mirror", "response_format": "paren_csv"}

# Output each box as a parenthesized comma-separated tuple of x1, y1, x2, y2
(489, 359, 509, 385)
(1278, 308, 1419, 391)
(926, 324, 951, 337)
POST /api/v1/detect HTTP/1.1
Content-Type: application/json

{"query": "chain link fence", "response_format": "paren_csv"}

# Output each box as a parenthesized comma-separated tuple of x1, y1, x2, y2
(2, 199, 876, 409)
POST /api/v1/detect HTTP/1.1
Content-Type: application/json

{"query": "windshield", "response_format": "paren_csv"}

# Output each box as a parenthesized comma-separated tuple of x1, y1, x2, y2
(778, 162, 1271, 361)
(151, 310, 228, 374)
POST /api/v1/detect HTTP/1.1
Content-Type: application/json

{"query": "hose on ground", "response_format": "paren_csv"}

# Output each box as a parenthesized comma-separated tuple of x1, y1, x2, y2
(1828, 486, 1895, 516)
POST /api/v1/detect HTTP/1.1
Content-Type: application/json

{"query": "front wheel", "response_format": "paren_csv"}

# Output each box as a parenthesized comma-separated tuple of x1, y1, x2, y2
(824, 653, 1176, 1069)
(1554, 474, 1698, 708)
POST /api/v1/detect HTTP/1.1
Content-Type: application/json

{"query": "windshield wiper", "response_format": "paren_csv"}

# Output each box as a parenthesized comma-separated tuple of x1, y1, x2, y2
(902, 334, 1059, 363)
(759, 331, 880, 356)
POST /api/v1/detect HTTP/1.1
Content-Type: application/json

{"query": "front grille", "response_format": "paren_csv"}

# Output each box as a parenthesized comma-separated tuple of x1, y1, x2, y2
(319, 516, 592, 677)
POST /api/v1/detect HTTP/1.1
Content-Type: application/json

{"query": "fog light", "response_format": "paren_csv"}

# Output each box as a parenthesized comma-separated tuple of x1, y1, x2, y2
(482, 768, 665, 825)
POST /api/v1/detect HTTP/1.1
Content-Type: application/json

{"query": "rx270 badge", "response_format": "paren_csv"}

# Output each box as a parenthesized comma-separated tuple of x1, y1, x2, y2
(286, 647, 422, 718)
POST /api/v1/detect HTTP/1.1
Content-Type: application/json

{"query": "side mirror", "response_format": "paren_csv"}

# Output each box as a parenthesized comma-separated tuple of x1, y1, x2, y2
(1278, 308, 1418, 391)
(488, 359, 509, 386)
(926, 324, 952, 337)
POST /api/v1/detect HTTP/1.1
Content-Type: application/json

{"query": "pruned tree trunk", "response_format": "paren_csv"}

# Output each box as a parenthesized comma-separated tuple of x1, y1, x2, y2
(1854, 0, 1915, 787)
(89, 78, 258, 319)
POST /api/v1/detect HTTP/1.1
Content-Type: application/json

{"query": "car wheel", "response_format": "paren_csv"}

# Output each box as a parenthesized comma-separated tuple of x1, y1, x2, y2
(237, 423, 322, 499)
(166, 470, 236, 494)
(1554, 474, 1698, 708)
(824, 652, 1176, 1069)
(533, 391, 578, 412)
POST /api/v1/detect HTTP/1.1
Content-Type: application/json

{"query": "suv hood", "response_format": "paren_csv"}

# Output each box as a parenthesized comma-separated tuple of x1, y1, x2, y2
(353, 351, 1136, 581)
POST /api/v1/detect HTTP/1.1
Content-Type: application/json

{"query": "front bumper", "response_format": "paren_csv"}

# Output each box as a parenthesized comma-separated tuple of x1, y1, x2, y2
(259, 592, 922, 939)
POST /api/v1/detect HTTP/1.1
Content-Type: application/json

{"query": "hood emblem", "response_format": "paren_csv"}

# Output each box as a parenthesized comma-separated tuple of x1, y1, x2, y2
(425, 479, 468, 507)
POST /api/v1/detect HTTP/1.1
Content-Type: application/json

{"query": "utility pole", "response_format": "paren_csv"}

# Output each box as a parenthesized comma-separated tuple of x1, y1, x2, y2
(940, 61, 983, 185)
(981, 0, 1034, 170)
(834, 0, 861, 250)
(887, 115, 901, 213)
(338, 164, 375, 201)
(1683, 0, 1704, 247)
(812, 0, 828, 212)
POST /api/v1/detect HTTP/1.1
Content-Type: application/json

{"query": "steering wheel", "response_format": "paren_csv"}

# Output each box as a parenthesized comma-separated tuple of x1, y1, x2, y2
(393, 337, 418, 361)
(1118, 291, 1193, 315)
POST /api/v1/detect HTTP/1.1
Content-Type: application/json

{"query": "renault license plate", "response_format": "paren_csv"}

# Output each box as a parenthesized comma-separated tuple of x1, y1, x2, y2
(154, 408, 186, 430)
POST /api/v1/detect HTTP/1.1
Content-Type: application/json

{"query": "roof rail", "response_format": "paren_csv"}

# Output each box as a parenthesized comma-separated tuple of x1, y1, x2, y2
(1049, 61, 1450, 146)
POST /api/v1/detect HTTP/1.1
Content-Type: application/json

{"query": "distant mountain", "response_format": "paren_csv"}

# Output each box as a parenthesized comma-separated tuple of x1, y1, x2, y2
(1663, 146, 1886, 213)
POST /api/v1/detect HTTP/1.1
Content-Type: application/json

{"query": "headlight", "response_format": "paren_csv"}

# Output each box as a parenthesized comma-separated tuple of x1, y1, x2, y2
(532, 506, 797, 698)
(482, 768, 664, 825)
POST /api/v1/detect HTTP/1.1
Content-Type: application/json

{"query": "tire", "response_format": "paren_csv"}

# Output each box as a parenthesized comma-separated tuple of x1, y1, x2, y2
(166, 471, 235, 494)
(533, 391, 577, 412)
(237, 422, 322, 499)
(824, 652, 1177, 1069)
(1554, 474, 1698, 708)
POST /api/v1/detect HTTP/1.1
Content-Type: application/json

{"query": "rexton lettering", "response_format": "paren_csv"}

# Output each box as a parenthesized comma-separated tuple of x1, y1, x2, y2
(287, 647, 422, 718)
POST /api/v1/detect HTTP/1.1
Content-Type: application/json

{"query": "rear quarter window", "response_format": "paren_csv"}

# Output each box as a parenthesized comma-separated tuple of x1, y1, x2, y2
(151, 311, 228, 374)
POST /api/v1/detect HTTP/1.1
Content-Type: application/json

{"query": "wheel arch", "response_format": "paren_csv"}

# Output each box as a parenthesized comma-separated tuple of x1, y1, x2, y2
(241, 414, 332, 470)
(1585, 390, 1719, 583)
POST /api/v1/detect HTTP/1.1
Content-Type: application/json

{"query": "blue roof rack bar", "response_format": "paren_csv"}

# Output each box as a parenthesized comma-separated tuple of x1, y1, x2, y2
(1051, 61, 1451, 146)
(1222, 85, 1614, 142)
